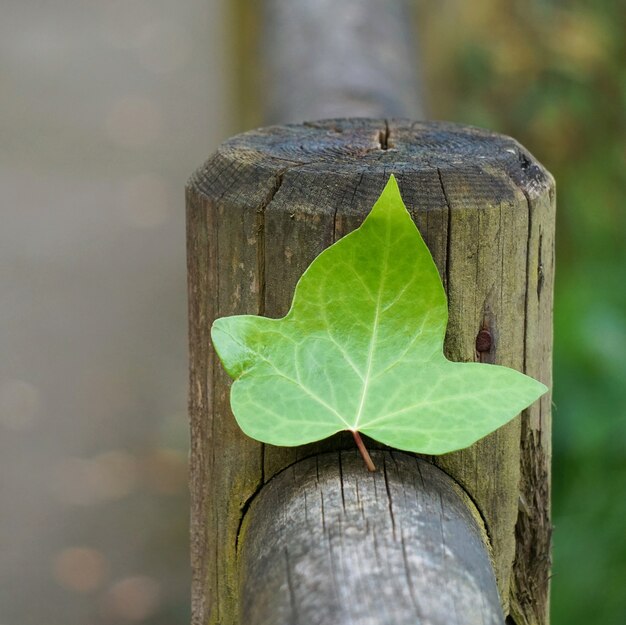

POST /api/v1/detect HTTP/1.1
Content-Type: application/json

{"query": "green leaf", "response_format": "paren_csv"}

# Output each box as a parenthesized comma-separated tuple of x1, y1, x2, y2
(211, 175, 547, 456)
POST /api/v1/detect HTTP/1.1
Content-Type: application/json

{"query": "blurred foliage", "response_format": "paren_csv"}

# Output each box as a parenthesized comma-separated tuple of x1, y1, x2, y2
(418, 0, 625, 623)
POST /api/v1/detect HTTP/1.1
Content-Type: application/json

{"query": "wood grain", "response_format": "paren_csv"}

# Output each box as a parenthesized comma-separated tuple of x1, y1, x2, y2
(239, 451, 503, 625)
(186, 119, 555, 624)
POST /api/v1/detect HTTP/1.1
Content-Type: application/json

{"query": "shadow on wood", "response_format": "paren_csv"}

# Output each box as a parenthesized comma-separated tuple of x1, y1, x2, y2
(239, 450, 504, 625)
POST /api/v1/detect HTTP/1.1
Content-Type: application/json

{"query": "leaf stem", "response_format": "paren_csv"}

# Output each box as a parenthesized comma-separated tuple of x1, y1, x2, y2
(351, 431, 376, 472)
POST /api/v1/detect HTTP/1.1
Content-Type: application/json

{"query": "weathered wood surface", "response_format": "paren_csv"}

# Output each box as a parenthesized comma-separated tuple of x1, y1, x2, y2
(186, 118, 555, 625)
(259, 0, 423, 123)
(239, 451, 503, 625)
(508, 152, 555, 625)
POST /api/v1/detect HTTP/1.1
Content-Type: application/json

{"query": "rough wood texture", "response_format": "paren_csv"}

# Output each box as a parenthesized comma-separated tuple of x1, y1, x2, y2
(260, 0, 422, 123)
(507, 152, 555, 625)
(240, 451, 503, 625)
(186, 119, 555, 625)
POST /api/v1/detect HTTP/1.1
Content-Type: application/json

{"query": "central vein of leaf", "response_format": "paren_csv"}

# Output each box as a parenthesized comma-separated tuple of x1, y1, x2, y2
(352, 220, 390, 429)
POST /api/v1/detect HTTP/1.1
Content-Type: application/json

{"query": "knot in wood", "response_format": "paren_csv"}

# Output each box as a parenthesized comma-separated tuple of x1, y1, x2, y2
(476, 329, 493, 353)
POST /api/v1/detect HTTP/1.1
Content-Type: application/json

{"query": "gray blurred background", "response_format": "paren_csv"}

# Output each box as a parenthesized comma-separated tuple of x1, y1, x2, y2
(1, 1, 231, 623)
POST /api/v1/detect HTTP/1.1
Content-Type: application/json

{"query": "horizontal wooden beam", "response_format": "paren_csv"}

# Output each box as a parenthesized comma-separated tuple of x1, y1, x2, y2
(260, 0, 423, 123)
(238, 451, 504, 625)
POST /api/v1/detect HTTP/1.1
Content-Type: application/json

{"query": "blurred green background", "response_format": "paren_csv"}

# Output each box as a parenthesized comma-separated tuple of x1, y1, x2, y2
(0, 1, 623, 624)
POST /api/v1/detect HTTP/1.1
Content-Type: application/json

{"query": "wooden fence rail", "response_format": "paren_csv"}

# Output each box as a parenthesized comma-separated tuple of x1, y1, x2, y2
(186, 118, 554, 624)
(259, 0, 423, 123)
(239, 450, 503, 625)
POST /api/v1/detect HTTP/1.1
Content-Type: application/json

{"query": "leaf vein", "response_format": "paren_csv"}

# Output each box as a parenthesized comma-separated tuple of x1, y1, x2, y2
(353, 213, 392, 429)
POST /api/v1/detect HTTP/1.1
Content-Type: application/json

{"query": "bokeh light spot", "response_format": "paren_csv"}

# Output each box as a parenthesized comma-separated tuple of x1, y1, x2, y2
(142, 448, 187, 495)
(52, 547, 107, 593)
(103, 576, 161, 621)
(49, 450, 139, 506)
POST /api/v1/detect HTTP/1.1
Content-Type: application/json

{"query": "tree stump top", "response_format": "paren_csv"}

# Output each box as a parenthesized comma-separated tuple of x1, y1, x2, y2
(197, 119, 551, 198)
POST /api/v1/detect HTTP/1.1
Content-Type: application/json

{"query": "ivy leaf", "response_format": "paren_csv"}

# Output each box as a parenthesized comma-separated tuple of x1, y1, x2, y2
(211, 175, 547, 467)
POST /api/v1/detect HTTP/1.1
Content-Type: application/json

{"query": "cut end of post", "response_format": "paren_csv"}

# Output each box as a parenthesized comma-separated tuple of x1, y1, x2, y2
(351, 430, 376, 472)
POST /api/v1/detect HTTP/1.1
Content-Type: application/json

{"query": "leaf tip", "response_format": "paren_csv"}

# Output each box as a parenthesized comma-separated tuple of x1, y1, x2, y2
(535, 379, 550, 399)
(382, 172, 401, 199)
(368, 172, 413, 225)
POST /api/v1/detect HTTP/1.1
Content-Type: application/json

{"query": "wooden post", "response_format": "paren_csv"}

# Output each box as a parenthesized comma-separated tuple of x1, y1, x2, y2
(186, 118, 555, 625)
